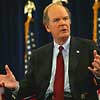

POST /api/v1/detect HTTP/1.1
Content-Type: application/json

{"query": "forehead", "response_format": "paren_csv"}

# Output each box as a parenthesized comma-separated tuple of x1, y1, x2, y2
(47, 5, 68, 18)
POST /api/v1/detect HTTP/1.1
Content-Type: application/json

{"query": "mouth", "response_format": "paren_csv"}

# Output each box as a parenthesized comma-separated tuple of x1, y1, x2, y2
(61, 28, 68, 33)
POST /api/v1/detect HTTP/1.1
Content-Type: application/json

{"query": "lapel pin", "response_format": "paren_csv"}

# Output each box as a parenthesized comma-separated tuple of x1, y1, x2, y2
(76, 50, 80, 54)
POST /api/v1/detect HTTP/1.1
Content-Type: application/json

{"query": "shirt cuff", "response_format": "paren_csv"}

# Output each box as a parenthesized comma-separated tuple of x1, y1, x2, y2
(11, 82, 20, 99)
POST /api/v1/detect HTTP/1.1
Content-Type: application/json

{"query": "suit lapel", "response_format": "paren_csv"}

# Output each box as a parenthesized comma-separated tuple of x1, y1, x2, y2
(68, 37, 82, 97)
(39, 43, 54, 96)
(69, 37, 81, 73)
(43, 42, 53, 78)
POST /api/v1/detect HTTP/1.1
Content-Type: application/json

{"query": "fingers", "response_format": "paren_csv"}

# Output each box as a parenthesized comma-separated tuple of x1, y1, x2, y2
(0, 82, 5, 87)
(93, 50, 100, 61)
(0, 65, 16, 88)
(93, 50, 97, 58)
(93, 50, 100, 69)
(89, 50, 100, 77)
(88, 67, 98, 73)
(88, 67, 95, 74)
(0, 75, 5, 87)
(88, 66, 100, 77)
(5, 65, 12, 75)
(5, 65, 16, 80)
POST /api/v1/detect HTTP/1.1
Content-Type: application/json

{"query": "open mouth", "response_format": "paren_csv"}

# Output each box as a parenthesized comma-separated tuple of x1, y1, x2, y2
(61, 28, 68, 33)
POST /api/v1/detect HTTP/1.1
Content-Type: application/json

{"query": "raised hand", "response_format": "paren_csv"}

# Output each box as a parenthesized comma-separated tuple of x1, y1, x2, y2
(0, 65, 19, 89)
(88, 50, 100, 77)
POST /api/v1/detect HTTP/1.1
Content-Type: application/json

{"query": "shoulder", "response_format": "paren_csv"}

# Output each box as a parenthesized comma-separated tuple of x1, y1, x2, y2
(71, 36, 96, 45)
(31, 42, 53, 54)
(70, 36, 99, 51)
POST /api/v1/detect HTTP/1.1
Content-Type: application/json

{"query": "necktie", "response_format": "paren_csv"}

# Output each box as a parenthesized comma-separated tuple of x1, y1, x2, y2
(54, 46, 64, 100)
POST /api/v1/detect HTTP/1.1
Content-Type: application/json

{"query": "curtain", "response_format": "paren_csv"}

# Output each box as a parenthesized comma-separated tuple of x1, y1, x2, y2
(0, 0, 24, 99)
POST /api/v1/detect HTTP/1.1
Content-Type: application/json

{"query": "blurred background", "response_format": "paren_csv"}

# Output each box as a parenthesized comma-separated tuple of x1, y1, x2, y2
(0, 0, 100, 99)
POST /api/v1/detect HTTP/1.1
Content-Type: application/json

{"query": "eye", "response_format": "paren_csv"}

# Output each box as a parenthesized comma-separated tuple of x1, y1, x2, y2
(53, 18, 60, 22)
(63, 16, 69, 21)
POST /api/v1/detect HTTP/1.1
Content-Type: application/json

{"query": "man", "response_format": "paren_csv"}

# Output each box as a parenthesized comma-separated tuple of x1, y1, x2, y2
(0, 2, 100, 100)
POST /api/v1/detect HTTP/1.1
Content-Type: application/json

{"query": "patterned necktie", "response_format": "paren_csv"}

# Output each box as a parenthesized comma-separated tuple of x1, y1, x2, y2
(54, 46, 64, 100)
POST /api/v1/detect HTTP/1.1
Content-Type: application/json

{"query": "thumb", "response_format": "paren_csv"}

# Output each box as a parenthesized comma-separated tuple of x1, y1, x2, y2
(5, 64, 12, 75)
(93, 50, 97, 58)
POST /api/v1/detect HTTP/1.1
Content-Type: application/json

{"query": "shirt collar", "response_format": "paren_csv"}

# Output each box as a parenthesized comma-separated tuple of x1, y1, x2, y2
(54, 36, 71, 51)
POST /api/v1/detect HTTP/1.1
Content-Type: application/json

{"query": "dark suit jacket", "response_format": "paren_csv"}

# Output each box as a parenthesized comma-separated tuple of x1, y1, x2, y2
(17, 36, 100, 100)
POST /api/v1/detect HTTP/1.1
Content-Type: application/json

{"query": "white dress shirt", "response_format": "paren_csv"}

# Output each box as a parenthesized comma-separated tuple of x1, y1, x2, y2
(46, 36, 71, 94)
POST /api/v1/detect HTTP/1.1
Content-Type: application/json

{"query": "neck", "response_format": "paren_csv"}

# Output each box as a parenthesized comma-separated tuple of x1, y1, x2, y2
(55, 37, 68, 45)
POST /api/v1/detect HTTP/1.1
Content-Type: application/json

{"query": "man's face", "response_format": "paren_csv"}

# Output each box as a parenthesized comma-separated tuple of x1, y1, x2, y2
(45, 5, 71, 44)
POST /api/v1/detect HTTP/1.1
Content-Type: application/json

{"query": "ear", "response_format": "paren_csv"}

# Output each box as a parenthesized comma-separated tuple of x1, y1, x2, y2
(45, 24, 51, 32)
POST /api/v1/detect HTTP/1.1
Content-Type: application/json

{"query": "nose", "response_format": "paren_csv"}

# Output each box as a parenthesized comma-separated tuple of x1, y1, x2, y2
(61, 19, 65, 23)
(59, 19, 66, 25)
